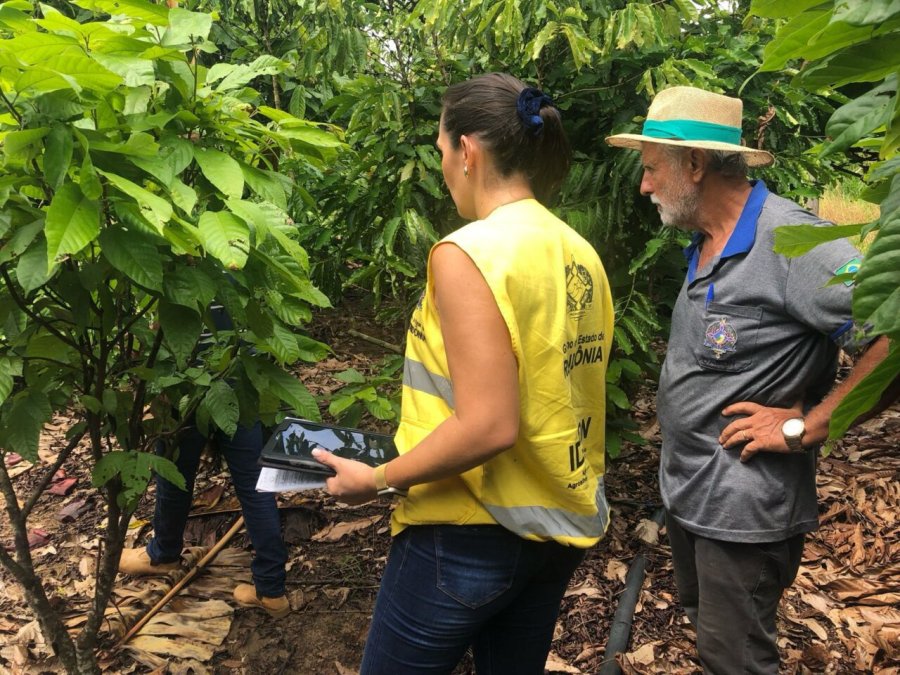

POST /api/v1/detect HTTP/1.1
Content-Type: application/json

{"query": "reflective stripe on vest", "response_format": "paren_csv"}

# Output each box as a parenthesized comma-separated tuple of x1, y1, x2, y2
(484, 476, 609, 540)
(403, 358, 455, 409)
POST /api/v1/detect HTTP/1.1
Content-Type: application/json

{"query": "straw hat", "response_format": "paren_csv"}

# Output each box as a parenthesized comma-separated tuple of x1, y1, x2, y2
(605, 86, 774, 167)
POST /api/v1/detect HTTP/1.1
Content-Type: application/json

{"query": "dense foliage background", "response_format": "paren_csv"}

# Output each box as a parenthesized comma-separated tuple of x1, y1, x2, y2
(191, 0, 856, 451)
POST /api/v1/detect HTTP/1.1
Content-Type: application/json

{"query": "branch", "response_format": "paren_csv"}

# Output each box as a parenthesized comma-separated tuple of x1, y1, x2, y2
(0, 87, 22, 126)
(127, 329, 165, 450)
(21, 427, 87, 520)
(347, 328, 402, 354)
(0, 266, 91, 356)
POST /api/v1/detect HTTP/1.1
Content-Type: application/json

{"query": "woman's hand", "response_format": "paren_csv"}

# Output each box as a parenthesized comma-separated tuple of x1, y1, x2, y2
(311, 448, 377, 505)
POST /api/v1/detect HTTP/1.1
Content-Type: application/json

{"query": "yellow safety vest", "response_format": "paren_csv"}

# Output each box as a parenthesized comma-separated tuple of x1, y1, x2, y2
(392, 199, 613, 547)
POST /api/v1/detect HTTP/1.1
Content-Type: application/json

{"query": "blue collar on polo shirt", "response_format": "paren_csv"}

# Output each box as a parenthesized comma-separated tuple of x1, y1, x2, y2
(684, 180, 769, 283)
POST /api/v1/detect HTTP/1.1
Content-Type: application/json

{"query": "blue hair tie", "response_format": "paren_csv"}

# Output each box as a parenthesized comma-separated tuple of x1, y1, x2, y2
(517, 87, 554, 137)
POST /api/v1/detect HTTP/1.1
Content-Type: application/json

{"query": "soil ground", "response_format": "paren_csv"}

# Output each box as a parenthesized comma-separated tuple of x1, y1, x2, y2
(1, 304, 898, 674)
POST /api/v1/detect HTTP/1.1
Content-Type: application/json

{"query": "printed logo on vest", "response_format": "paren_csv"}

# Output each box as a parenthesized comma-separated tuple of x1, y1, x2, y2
(703, 317, 737, 359)
(408, 293, 426, 341)
(565, 256, 594, 318)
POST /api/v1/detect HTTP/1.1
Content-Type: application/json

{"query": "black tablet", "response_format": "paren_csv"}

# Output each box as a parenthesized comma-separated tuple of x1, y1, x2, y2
(258, 417, 398, 476)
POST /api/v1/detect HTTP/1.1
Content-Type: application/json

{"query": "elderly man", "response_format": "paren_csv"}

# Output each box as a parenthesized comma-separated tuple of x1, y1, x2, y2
(606, 86, 891, 673)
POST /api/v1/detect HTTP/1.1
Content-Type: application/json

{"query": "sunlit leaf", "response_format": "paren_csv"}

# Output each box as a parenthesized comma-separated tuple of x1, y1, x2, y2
(44, 182, 100, 268)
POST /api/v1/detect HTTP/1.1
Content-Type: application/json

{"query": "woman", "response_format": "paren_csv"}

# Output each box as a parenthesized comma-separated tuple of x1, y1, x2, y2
(313, 73, 614, 674)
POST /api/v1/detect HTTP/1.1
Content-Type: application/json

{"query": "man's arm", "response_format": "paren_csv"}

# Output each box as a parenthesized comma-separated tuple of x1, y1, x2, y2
(719, 335, 895, 462)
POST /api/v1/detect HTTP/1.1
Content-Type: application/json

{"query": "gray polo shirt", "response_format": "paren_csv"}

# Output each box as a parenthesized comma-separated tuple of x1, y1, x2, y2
(657, 181, 866, 543)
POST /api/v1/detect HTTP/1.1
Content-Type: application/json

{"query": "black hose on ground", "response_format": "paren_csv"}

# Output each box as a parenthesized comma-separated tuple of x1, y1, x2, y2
(598, 506, 666, 675)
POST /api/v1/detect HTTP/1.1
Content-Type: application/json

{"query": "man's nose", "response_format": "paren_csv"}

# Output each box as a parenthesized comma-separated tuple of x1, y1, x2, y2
(639, 172, 653, 196)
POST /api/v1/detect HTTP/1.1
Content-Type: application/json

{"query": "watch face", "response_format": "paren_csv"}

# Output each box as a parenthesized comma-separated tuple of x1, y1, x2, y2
(783, 418, 804, 437)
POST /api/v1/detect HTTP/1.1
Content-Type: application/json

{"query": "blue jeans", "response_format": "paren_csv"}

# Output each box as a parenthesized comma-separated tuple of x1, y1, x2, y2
(360, 524, 586, 674)
(146, 422, 287, 597)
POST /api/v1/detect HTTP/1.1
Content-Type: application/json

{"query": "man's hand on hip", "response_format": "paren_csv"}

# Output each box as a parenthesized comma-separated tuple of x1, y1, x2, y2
(720, 402, 803, 462)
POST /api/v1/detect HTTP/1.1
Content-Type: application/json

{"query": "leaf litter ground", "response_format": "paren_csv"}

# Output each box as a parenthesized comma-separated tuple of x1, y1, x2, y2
(1, 306, 898, 674)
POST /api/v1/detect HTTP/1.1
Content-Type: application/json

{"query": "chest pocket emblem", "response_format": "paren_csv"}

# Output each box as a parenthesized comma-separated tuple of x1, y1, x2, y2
(703, 318, 737, 359)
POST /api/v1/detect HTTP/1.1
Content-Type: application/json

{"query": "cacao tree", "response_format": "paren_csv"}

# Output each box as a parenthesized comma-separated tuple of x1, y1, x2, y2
(0, 2, 340, 672)
(759, 0, 900, 436)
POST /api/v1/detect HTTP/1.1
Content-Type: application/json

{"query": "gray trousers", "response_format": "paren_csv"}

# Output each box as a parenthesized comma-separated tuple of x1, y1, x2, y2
(666, 512, 805, 675)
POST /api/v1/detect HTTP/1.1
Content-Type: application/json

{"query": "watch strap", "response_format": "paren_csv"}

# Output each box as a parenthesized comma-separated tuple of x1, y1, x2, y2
(373, 464, 388, 492)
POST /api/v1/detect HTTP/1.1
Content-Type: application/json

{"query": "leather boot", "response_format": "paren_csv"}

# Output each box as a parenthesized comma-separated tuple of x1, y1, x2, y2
(233, 583, 290, 619)
(118, 548, 181, 575)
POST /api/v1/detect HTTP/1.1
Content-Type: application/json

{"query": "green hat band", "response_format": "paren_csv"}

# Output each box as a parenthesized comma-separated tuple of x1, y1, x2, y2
(641, 119, 742, 145)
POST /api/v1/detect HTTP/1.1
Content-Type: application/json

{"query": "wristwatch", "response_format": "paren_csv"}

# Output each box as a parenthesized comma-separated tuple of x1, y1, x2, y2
(781, 417, 806, 453)
(374, 464, 408, 498)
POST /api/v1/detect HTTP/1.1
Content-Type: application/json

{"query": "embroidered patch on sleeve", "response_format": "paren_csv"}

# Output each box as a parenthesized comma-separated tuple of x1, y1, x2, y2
(834, 257, 862, 286)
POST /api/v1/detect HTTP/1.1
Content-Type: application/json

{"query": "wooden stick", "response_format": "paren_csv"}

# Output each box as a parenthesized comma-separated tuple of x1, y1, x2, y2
(347, 329, 402, 354)
(115, 515, 245, 648)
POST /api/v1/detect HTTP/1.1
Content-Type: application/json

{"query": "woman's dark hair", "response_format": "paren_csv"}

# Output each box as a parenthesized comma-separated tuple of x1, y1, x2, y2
(441, 73, 571, 204)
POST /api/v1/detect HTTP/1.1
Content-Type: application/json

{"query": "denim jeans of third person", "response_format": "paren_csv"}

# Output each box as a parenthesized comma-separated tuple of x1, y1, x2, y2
(360, 524, 585, 675)
(146, 422, 287, 597)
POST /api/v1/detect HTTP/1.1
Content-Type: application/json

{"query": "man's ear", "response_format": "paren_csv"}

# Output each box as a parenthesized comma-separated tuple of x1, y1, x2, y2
(688, 148, 709, 183)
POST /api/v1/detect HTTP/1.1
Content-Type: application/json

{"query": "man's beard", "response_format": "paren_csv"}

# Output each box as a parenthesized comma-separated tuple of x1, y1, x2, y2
(652, 174, 699, 229)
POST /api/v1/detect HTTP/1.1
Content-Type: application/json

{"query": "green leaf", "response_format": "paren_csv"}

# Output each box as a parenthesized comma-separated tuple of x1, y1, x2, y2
(195, 148, 244, 199)
(205, 380, 239, 438)
(335, 368, 366, 384)
(759, 10, 873, 72)
(16, 238, 53, 294)
(773, 223, 863, 257)
(79, 152, 102, 200)
(209, 55, 286, 92)
(44, 126, 73, 191)
(198, 211, 250, 270)
(2, 33, 80, 66)
(797, 36, 900, 89)
(72, 0, 169, 26)
(829, 342, 900, 439)
(169, 179, 198, 214)
(241, 164, 286, 209)
(99, 226, 163, 291)
(97, 169, 173, 231)
(606, 383, 630, 410)
(93, 451, 185, 509)
(0, 356, 15, 406)
(853, 210, 900, 335)
(259, 322, 300, 364)
(295, 334, 329, 362)
(328, 395, 358, 418)
(91, 53, 155, 87)
(164, 8, 213, 46)
(820, 77, 896, 157)
(226, 198, 308, 268)
(4, 128, 50, 158)
(365, 396, 395, 421)
(751, 0, 833, 19)
(163, 266, 217, 310)
(832, 0, 900, 26)
(244, 356, 320, 421)
(44, 182, 100, 268)
(44, 51, 123, 91)
(158, 300, 202, 368)
(0, 390, 51, 462)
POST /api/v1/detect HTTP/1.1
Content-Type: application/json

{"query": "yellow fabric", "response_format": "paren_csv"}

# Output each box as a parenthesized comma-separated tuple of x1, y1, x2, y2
(392, 199, 614, 547)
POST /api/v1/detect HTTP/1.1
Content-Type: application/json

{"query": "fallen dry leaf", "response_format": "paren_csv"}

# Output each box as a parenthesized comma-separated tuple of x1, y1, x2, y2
(634, 519, 660, 545)
(48, 477, 78, 496)
(605, 559, 629, 584)
(625, 641, 659, 666)
(544, 651, 582, 674)
(312, 515, 382, 542)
